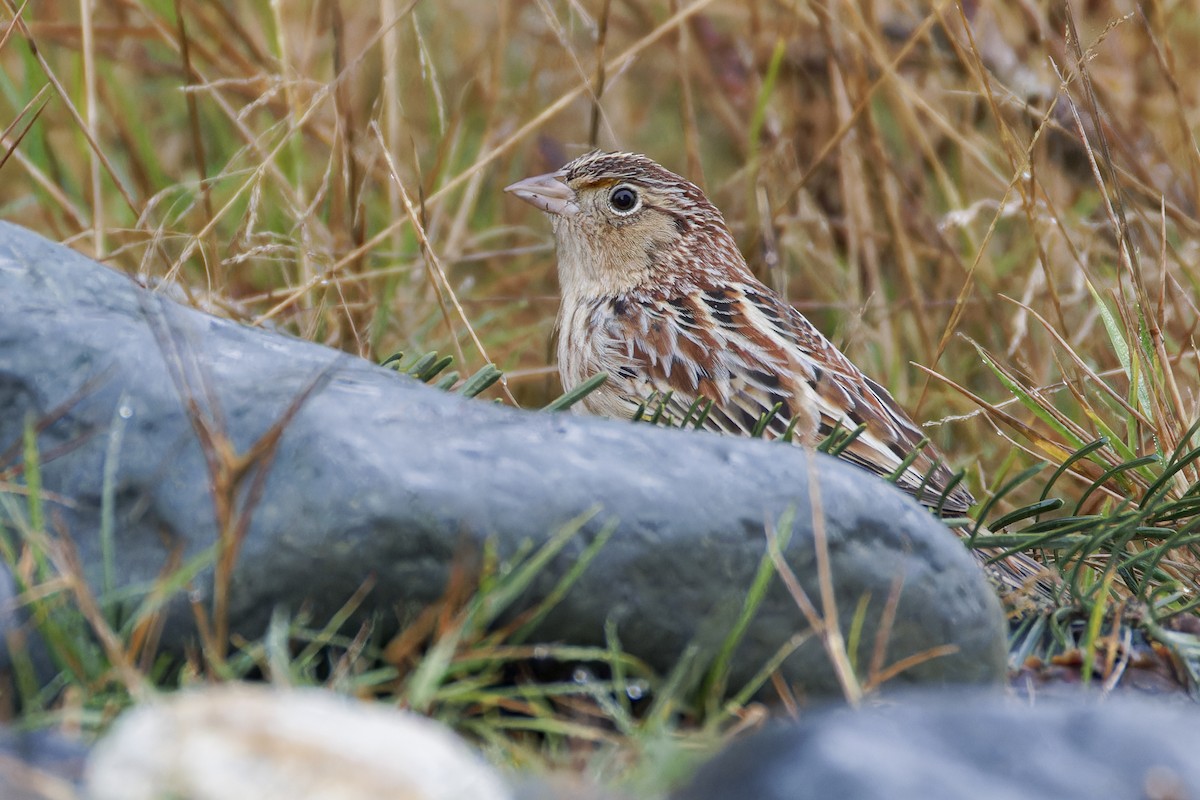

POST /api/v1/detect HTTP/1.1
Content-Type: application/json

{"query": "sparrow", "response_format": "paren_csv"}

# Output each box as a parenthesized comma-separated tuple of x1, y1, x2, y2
(505, 151, 975, 516)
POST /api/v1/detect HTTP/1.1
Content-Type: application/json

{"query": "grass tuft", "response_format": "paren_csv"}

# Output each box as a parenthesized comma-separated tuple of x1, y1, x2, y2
(3, 0, 1200, 791)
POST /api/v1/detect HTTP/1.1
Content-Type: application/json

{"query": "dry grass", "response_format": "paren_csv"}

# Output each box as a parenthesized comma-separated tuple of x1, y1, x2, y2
(5, 2, 1200, 508)
(4, 0, 1200, 779)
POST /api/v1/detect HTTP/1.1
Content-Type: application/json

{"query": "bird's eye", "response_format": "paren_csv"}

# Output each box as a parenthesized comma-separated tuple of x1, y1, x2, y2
(608, 185, 640, 214)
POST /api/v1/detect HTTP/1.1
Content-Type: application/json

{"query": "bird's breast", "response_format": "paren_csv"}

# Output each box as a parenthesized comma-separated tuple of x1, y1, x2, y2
(556, 295, 645, 418)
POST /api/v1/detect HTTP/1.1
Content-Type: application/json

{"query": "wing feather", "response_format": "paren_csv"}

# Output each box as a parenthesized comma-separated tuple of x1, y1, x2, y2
(576, 283, 973, 514)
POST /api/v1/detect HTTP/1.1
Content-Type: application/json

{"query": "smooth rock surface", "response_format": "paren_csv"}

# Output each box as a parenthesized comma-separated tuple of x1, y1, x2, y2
(673, 692, 1200, 800)
(0, 221, 1005, 696)
(0, 726, 89, 800)
(86, 684, 511, 800)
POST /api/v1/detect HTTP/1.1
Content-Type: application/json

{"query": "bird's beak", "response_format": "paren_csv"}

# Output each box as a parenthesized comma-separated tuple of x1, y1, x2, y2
(504, 170, 580, 217)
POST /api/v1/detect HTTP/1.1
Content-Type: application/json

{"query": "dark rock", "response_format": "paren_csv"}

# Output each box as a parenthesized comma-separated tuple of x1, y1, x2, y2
(0, 221, 1005, 696)
(672, 692, 1200, 800)
(0, 725, 89, 800)
(0, 559, 14, 652)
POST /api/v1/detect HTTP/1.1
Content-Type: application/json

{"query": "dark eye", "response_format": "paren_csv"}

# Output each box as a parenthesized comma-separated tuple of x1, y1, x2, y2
(608, 185, 639, 214)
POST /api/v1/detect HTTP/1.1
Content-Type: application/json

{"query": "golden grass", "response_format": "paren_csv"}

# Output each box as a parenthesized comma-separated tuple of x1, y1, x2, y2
(6, 7, 1200, 787)
(3, 1, 1200, 555)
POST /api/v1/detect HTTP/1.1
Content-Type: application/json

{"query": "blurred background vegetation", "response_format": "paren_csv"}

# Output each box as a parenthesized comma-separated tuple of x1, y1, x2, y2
(3, 0, 1200, 766)
(5, 1, 1200, 517)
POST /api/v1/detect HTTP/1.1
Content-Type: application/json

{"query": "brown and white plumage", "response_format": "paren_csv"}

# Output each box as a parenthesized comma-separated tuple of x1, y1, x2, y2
(506, 151, 975, 515)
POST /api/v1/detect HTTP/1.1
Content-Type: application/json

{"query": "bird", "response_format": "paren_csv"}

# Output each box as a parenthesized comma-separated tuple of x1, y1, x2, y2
(505, 150, 975, 516)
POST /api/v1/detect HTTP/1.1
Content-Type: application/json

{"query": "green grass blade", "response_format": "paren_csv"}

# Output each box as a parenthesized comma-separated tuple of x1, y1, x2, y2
(975, 343, 1087, 450)
(545, 372, 608, 412)
(459, 364, 503, 398)
(700, 507, 793, 709)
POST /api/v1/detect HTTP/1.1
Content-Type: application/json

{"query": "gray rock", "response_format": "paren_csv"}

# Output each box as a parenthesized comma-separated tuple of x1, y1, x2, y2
(0, 725, 89, 800)
(672, 692, 1200, 800)
(0, 558, 14, 654)
(0, 220, 1005, 696)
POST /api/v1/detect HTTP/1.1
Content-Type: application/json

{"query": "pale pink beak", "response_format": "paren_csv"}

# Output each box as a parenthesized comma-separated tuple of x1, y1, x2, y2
(504, 170, 580, 217)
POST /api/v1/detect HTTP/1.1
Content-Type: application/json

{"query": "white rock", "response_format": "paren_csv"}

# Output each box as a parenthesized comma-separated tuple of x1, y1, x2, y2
(86, 684, 511, 800)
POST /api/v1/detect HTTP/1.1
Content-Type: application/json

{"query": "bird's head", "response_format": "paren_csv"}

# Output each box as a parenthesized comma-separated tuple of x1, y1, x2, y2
(505, 151, 747, 298)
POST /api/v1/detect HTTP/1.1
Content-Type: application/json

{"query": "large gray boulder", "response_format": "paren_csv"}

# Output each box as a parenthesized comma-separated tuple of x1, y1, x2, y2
(0, 221, 1005, 696)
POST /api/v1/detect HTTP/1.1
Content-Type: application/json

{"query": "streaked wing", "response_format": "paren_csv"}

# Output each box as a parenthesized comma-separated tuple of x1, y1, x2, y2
(591, 282, 973, 513)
